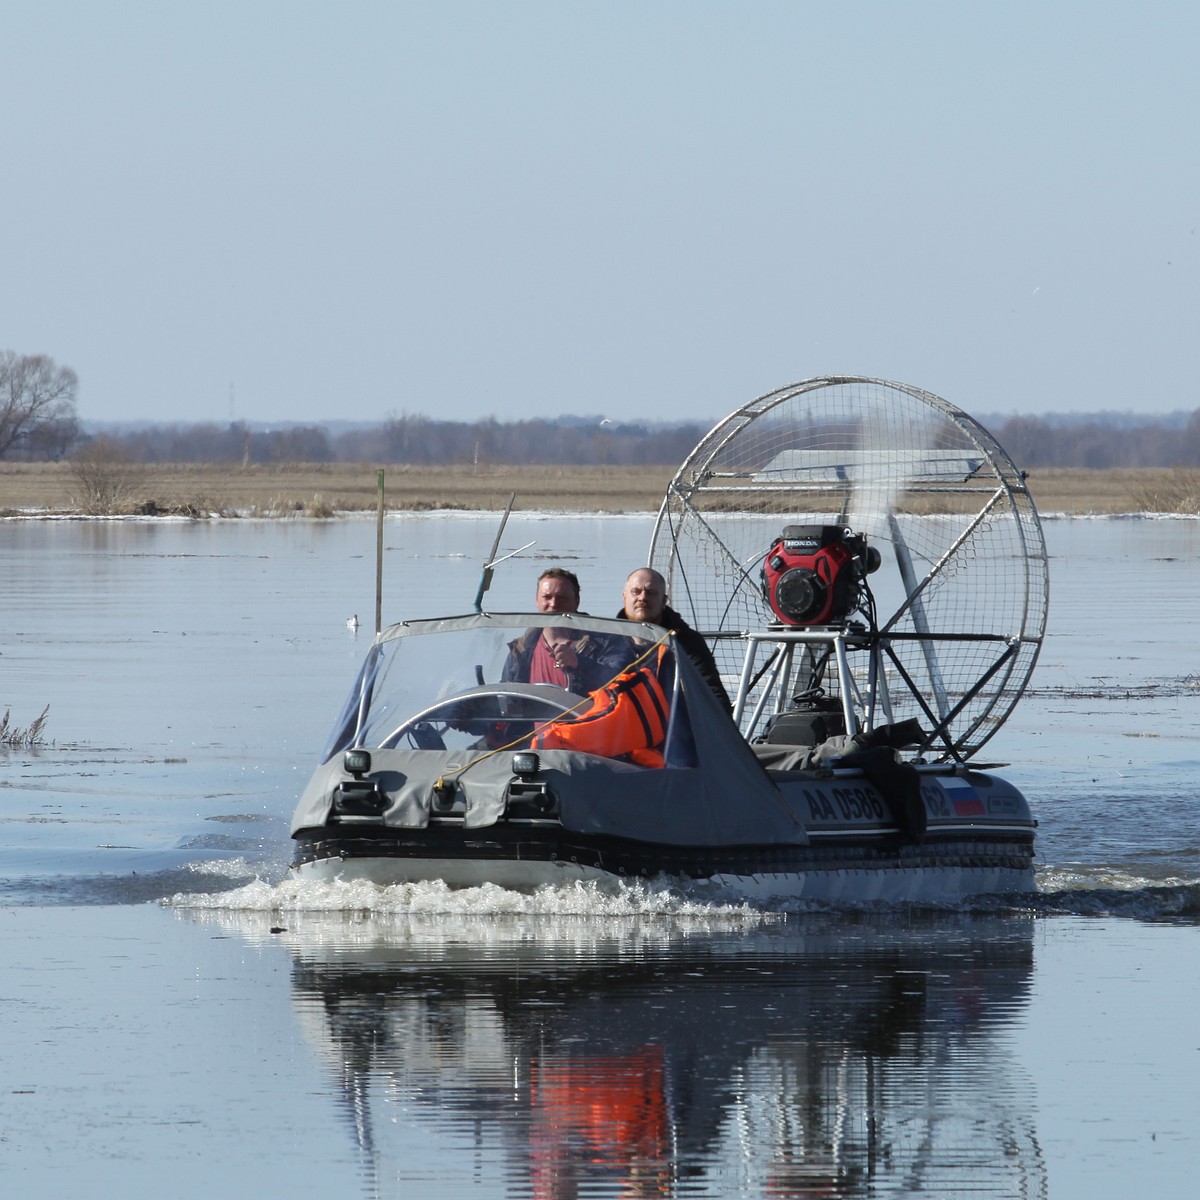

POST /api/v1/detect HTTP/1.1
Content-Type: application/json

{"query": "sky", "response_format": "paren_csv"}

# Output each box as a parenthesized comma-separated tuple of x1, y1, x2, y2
(2, 1, 1197, 427)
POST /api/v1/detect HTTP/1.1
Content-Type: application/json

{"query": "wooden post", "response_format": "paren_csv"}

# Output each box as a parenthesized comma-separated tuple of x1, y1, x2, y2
(375, 468, 385, 633)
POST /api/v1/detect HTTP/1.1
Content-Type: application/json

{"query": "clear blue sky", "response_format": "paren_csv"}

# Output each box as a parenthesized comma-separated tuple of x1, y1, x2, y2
(3, 1, 1196, 426)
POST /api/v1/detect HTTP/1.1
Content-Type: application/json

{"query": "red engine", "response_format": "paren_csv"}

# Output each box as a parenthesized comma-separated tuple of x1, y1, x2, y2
(761, 525, 879, 626)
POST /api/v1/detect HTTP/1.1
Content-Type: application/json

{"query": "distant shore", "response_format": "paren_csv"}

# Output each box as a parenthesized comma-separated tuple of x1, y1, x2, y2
(1, 461, 1198, 517)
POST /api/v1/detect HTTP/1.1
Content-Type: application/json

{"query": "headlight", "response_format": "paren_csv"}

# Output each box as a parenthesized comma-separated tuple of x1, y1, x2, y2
(511, 751, 541, 779)
(343, 748, 372, 778)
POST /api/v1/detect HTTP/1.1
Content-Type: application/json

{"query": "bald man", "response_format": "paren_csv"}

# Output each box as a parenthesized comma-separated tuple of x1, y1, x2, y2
(617, 568, 732, 710)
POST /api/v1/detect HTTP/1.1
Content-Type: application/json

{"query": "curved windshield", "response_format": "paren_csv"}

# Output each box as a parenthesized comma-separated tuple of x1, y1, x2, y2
(321, 617, 696, 768)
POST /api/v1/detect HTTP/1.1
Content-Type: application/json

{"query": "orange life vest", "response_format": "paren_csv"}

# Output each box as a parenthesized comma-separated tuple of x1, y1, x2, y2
(532, 654, 669, 767)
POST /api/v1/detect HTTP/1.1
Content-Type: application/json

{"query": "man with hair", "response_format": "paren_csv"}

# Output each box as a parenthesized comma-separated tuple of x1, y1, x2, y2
(501, 567, 621, 693)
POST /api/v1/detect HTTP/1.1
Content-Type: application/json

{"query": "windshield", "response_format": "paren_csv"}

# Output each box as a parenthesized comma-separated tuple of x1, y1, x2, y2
(320, 615, 697, 768)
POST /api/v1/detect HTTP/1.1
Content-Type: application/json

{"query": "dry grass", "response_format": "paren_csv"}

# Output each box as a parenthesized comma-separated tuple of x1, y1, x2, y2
(0, 462, 674, 515)
(1, 461, 1198, 517)
(1, 705, 50, 749)
(1122, 468, 1200, 515)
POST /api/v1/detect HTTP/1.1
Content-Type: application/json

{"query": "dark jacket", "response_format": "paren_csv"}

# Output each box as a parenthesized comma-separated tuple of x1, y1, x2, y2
(501, 628, 627, 695)
(615, 603, 733, 711)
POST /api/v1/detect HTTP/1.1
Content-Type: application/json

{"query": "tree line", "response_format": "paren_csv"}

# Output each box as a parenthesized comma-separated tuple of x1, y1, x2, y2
(4, 351, 1200, 469)
(991, 412, 1200, 469)
(69, 413, 713, 469)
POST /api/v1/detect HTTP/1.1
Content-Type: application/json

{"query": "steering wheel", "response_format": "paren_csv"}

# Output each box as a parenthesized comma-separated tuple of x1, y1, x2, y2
(379, 683, 585, 750)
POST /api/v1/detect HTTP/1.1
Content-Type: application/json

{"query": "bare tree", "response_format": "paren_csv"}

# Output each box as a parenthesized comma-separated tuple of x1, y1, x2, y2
(69, 436, 145, 514)
(0, 351, 79, 458)
(21, 414, 80, 461)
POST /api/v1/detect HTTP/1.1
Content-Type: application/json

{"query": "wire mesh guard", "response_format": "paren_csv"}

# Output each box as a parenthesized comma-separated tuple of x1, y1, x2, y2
(649, 377, 1049, 760)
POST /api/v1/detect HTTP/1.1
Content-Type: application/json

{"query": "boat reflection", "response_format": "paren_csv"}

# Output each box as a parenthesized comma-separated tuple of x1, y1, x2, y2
(253, 910, 1044, 1198)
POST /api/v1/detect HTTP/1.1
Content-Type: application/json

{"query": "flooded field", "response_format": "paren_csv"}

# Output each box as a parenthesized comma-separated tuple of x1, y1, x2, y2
(3, 513, 1199, 1197)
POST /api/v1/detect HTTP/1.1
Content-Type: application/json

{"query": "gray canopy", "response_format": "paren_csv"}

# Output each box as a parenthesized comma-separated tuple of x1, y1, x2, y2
(292, 611, 808, 847)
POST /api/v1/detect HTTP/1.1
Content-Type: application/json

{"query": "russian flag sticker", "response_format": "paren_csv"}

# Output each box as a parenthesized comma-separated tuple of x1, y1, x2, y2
(941, 775, 985, 816)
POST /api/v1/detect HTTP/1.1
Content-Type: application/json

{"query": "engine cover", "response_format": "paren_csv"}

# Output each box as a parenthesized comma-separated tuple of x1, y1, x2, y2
(761, 525, 867, 625)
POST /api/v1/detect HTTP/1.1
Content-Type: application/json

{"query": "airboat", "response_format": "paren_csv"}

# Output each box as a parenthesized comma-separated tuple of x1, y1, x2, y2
(290, 377, 1048, 902)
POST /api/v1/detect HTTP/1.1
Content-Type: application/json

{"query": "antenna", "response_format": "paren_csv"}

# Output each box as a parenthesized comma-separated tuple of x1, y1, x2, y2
(473, 493, 517, 612)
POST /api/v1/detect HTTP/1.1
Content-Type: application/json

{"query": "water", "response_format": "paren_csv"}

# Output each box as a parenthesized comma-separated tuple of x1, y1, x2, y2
(2, 512, 1199, 1197)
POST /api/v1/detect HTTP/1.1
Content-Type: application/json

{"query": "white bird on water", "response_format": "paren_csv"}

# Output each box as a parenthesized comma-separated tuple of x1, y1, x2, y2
(347, 614, 359, 632)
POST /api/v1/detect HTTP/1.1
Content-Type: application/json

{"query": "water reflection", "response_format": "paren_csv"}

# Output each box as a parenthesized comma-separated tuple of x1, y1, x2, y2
(220, 912, 1045, 1198)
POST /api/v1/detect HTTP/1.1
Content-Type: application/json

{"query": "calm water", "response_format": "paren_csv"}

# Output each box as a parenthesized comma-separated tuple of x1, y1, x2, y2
(2, 512, 1199, 1198)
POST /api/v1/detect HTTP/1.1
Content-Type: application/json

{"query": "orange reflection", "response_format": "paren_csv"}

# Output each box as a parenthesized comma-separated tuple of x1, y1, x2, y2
(529, 1049, 670, 1199)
